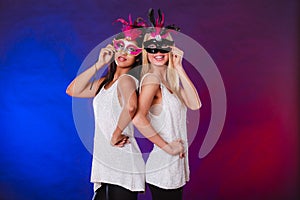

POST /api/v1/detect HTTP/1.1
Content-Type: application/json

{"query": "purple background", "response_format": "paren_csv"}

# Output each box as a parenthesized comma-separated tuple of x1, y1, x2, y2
(0, 0, 299, 199)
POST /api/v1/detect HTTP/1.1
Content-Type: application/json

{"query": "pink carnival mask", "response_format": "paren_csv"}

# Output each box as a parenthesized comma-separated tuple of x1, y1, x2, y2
(113, 39, 142, 56)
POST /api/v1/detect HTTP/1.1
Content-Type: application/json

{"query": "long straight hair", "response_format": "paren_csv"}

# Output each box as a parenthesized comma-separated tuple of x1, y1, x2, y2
(95, 58, 117, 95)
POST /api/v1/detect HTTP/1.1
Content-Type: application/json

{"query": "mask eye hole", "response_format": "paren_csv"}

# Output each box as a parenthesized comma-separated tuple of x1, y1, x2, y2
(127, 45, 139, 53)
(113, 40, 125, 50)
(144, 48, 158, 54)
(147, 44, 157, 49)
(116, 42, 124, 48)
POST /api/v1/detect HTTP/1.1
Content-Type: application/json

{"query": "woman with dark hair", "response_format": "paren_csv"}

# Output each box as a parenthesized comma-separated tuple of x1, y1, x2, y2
(66, 16, 146, 200)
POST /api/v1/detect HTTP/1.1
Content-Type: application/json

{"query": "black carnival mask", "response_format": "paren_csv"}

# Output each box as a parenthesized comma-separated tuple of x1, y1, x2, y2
(143, 39, 174, 54)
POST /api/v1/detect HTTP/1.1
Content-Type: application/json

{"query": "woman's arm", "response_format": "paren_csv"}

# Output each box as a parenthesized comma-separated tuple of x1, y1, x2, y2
(66, 44, 115, 98)
(171, 46, 202, 110)
(132, 74, 184, 156)
(111, 75, 138, 147)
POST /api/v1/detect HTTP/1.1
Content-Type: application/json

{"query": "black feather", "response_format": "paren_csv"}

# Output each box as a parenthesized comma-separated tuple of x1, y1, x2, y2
(158, 9, 162, 25)
(165, 24, 181, 32)
(148, 8, 155, 27)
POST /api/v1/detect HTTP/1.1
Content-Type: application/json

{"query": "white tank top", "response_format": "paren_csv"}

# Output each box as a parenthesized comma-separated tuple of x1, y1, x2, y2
(91, 74, 145, 192)
(140, 73, 189, 189)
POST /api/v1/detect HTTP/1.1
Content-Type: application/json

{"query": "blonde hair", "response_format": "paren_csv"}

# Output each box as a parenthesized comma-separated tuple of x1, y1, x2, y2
(141, 33, 184, 103)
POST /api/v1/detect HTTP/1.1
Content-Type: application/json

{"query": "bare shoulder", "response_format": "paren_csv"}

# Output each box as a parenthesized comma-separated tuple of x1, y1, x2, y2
(118, 75, 138, 91)
(118, 74, 136, 85)
(139, 73, 161, 96)
(141, 73, 161, 86)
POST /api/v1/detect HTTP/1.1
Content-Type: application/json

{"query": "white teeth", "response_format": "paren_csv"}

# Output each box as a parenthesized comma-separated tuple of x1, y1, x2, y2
(154, 56, 163, 59)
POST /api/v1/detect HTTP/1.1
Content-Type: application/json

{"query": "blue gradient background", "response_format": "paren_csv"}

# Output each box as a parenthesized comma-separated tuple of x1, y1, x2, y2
(0, 0, 299, 200)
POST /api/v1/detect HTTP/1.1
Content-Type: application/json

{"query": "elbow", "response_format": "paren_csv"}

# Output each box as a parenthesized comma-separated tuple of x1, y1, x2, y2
(66, 84, 82, 97)
(127, 104, 137, 116)
(195, 102, 202, 110)
(189, 102, 202, 110)
(191, 97, 202, 110)
(127, 106, 137, 117)
(66, 86, 73, 96)
(189, 106, 199, 111)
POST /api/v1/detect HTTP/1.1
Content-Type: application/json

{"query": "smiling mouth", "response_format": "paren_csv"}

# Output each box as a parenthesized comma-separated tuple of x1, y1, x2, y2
(154, 55, 165, 61)
(118, 56, 127, 62)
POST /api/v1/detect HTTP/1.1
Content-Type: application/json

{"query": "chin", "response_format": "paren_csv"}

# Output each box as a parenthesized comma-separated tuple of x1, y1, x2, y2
(152, 61, 168, 66)
(117, 63, 133, 68)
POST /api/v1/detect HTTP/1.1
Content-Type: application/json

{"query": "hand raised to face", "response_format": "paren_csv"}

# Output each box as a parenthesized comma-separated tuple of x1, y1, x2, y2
(170, 46, 184, 70)
(97, 44, 115, 67)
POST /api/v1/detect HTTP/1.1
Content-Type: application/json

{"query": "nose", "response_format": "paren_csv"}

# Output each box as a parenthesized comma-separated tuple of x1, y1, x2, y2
(120, 49, 128, 55)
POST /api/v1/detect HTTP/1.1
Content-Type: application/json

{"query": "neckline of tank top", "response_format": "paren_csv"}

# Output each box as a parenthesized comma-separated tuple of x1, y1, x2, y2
(102, 79, 118, 91)
(161, 83, 174, 95)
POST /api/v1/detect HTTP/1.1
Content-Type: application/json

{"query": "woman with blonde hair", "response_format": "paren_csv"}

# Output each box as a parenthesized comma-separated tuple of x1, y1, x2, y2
(133, 9, 201, 200)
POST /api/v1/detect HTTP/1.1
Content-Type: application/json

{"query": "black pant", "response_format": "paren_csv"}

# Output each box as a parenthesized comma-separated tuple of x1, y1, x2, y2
(148, 183, 183, 200)
(92, 183, 138, 200)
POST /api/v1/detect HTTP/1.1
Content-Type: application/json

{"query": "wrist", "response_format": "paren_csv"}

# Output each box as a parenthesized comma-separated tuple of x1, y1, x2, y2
(112, 127, 122, 136)
(176, 67, 186, 76)
(162, 143, 172, 154)
(95, 61, 104, 71)
(175, 65, 184, 71)
(111, 131, 122, 144)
